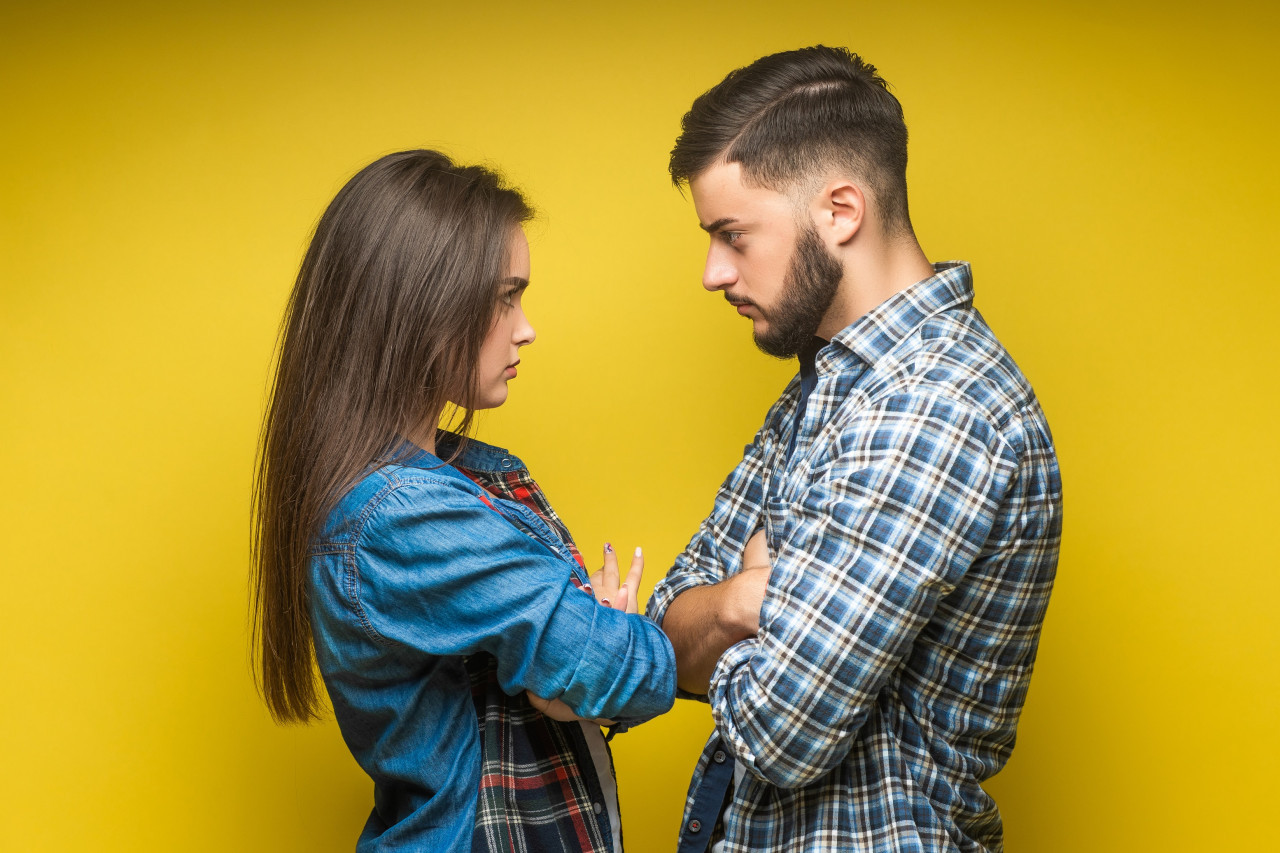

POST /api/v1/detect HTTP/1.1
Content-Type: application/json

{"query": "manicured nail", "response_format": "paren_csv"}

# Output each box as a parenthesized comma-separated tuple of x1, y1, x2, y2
(635, 546, 643, 558)
(604, 542, 613, 553)
(600, 598, 610, 607)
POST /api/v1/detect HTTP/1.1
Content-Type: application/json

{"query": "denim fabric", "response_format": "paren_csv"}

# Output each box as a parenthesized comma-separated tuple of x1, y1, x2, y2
(308, 438, 676, 851)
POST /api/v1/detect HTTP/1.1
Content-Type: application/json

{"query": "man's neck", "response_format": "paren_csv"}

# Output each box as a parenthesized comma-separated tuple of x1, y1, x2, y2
(817, 238, 934, 339)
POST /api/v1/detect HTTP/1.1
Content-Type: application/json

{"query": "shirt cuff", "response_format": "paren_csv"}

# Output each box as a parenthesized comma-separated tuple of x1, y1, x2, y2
(646, 571, 714, 627)
(706, 637, 760, 765)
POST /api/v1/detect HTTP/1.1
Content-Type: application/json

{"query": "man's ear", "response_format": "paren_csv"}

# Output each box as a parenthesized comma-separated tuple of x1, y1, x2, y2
(813, 180, 865, 246)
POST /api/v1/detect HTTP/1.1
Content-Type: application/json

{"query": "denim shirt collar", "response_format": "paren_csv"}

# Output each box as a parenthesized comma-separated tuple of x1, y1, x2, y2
(391, 432, 528, 475)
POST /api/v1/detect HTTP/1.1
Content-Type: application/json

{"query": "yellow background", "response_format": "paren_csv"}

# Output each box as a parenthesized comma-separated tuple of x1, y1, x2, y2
(3, 1, 1277, 849)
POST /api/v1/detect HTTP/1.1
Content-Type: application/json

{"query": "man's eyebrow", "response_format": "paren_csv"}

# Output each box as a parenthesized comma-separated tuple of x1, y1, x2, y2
(700, 217, 739, 234)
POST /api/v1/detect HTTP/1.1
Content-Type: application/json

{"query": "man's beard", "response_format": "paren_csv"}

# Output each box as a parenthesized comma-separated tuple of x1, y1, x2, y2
(753, 224, 843, 359)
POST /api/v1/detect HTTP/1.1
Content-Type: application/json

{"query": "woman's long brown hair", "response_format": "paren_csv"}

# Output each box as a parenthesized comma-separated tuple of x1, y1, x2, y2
(251, 150, 532, 723)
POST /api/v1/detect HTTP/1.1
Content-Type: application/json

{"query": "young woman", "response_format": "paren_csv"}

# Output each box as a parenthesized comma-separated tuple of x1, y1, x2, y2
(251, 149, 675, 852)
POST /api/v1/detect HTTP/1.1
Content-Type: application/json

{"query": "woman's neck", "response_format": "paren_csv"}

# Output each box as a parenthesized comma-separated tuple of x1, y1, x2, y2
(405, 413, 442, 456)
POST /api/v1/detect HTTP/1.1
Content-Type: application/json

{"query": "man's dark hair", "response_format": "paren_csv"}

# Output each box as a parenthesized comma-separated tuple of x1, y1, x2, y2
(670, 46, 913, 235)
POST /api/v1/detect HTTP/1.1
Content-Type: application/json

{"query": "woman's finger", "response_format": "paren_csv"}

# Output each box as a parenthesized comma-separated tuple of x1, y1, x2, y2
(620, 546, 644, 615)
(526, 691, 582, 722)
(611, 584, 629, 612)
(624, 546, 644, 595)
(601, 542, 620, 594)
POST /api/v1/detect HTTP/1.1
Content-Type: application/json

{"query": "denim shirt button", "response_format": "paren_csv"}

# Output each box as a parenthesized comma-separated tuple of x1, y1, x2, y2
(713, 750, 727, 764)
(592, 802, 603, 815)
(499, 458, 513, 470)
(688, 819, 702, 833)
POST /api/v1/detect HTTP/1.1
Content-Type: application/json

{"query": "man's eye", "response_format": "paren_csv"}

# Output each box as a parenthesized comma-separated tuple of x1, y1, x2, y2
(721, 231, 742, 246)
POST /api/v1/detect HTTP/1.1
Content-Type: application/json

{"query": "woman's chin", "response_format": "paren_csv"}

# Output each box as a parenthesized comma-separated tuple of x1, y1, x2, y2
(475, 387, 509, 410)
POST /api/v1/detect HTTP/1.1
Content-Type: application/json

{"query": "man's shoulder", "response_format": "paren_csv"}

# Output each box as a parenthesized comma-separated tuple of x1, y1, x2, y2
(864, 307, 1045, 440)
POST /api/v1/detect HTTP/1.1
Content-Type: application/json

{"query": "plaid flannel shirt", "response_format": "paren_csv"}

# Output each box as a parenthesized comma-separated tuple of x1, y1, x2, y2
(458, 454, 622, 853)
(647, 263, 1062, 852)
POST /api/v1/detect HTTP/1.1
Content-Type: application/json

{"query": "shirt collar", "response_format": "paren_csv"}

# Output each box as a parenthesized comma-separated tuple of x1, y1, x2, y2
(828, 261, 974, 368)
(389, 432, 526, 474)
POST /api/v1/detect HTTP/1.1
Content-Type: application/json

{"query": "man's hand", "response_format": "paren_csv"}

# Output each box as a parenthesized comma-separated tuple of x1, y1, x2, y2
(743, 529, 770, 572)
(661, 530, 771, 695)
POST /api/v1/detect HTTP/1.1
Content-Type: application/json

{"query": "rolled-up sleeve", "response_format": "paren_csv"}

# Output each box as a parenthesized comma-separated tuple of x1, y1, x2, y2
(354, 479, 676, 722)
(707, 393, 1016, 788)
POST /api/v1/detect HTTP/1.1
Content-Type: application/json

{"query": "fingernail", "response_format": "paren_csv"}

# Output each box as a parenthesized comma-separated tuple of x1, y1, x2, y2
(635, 546, 643, 557)
(604, 543, 613, 553)
(600, 598, 610, 607)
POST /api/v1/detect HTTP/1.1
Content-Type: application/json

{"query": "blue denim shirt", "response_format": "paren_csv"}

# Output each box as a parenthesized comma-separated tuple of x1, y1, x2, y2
(308, 438, 676, 851)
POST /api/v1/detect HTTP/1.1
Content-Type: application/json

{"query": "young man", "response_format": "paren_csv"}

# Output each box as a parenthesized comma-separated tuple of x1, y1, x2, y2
(646, 46, 1062, 852)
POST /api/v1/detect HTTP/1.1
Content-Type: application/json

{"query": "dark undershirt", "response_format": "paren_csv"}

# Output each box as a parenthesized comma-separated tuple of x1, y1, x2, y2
(784, 336, 827, 462)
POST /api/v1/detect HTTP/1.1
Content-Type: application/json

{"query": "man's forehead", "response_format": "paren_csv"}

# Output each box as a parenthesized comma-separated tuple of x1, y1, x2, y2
(690, 160, 746, 201)
(691, 161, 795, 226)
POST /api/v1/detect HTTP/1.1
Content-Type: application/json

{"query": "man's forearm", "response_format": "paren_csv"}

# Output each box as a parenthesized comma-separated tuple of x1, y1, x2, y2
(661, 567, 767, 695)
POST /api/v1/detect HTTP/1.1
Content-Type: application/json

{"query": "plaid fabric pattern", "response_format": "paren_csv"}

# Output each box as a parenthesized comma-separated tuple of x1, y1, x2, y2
(458, 462, 616, 853)
(648, 263, 1062, 852)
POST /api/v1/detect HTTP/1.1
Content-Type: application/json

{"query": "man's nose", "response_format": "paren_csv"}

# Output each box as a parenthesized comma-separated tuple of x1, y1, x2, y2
(703, 247, 737, 291)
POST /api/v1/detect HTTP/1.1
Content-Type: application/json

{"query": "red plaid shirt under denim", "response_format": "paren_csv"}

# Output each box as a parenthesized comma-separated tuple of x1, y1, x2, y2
(458, 448, 622, 853)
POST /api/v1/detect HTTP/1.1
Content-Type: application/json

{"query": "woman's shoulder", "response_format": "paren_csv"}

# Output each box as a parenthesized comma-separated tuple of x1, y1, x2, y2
(317, 461, 485, 547)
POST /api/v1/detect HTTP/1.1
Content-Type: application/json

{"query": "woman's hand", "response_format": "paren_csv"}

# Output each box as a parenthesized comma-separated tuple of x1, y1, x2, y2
(526, 691, 617, 726)
(526, 691, 585, 722)
(590, 543, 644, 615)
(525, 542, 642, 723)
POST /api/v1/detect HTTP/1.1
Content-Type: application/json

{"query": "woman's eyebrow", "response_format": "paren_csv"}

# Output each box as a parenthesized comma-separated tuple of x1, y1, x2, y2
(500, 277, 529, 290)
